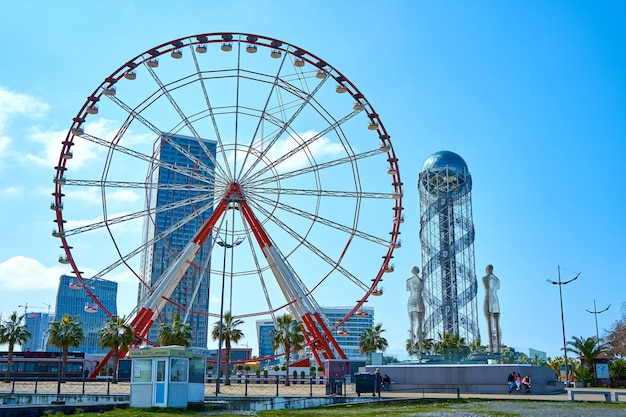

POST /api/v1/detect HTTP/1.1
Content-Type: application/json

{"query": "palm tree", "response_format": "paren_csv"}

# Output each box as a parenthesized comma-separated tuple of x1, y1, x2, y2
(158, 313, 193, 347)
(47, 314, 84, 382)
(270, 314, 305, 386)
(0, 311, 31, 382)
(406, 337, 419, 357)
(469, 338, 487, 355)
(211, 312, 244, 385)
(359, 323, 388, 362)
(566, 335, 608, 370)
(98, 316, 134, 383)
(432, 332, 469, 361)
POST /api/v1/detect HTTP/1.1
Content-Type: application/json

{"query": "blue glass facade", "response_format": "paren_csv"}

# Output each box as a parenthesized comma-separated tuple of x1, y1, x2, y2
(322, 306, 374, 361)
(142, 134, 216, 348)
(23, 312, 52, 352)
(256, 306, 375, 363)
(51, 275, 117, 355)
(256, 320, 278, 364)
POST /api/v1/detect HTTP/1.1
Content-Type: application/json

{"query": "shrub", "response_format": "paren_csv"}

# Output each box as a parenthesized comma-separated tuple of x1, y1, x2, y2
(610, 358, 626, 380)
(573, 367, 594, 382)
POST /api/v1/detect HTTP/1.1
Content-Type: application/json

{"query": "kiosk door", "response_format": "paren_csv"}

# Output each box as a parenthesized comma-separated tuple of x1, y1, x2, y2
(154, 359, 167, 406)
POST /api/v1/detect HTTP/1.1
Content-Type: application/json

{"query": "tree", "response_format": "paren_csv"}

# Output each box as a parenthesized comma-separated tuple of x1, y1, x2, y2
(546, 356, 564, 378)
(0, 311, 31, 382)
(158, 313, 193, 347)
(606, 317, 626, 357)
(406, 337, 419, 358)
(47, 314, 84, 382)
(211, 312, 244, 386)
(432, 332, 469, 362)
(609, 357, 626, 381)
(469, 338, 488, 355)
(566, 335, 608, 371)
(98, 316, 134, 383)
(359, 323, 388, 361)
(269, 314, 305, 386)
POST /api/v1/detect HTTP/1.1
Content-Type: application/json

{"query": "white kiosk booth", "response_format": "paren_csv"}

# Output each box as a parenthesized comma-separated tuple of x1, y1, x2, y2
(129, 346, 206, 408)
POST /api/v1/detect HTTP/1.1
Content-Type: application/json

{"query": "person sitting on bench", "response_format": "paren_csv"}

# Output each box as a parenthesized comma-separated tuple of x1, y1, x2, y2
(521, 375, 531, 393)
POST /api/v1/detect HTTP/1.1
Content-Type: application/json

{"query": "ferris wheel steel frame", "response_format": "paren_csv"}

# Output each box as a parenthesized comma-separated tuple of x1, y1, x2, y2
(51, 32, 404, 375)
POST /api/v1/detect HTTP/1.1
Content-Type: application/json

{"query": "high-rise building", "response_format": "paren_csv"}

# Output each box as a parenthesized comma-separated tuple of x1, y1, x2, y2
(256, 320, 278, 364)
(51, 275, 117, 355)
(139, 133, 216, 348)
(323, 306, 374, 361)
(256, 306, 375, 363)
(23, 312, 52, 352)
(418, 151, 480, 344)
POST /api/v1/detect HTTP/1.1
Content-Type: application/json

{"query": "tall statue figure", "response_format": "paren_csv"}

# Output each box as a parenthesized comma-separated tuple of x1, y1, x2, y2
(407, 266, 425, 351)
(482, 264, 501, 353)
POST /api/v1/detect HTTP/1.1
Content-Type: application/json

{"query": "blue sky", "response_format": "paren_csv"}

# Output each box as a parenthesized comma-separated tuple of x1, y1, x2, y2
(1, 1, 625, 360)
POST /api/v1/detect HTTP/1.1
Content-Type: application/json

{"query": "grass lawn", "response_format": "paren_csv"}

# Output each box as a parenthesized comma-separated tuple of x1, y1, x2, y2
(47, 398, 626, 417)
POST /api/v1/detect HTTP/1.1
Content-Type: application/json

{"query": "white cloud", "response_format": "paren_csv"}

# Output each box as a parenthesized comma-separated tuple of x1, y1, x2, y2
(106, 189, 142, 206)
(0, 256, 68, 291)
(22, 117, 156, 174)
(267, 130, 344, 172)
(65, 187, 141, 208)
(0, 186, 23, 198)
(0, 86, 49, 132)
(0, 136, 9, 157)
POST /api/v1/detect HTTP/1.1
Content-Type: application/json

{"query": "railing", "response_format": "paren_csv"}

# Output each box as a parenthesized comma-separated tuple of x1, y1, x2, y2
(0, 378, 467, 400)
(0, 377, 345, 398)
(0, 378, 129, 396)
(208, 376, 345, 398)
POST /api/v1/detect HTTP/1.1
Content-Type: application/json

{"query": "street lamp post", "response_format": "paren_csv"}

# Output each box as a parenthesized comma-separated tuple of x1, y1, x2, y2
(214, 220, 243, 395)
(585, 300, 610, 340)
(546, 265, 580, 385)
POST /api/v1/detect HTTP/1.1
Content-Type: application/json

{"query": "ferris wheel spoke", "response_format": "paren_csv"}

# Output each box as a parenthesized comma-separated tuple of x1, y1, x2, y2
(238, 74, 330, 182)
(235, 49, 290, 180)
(63, 179, 216, 191)
(62, 193, 214, 237)
(249, 146, 388, 187)
(252, 187, 395, 200)
(190, 49, 233, 182)
(239, 223, 278, 320)
(248, 192, 391, 247)
(247, 199, 371, 293)
(104, 93, 163, 136)
(79, 132, 214, 186)
(143, 64, 221, 181)
(242, 108, 361, 184)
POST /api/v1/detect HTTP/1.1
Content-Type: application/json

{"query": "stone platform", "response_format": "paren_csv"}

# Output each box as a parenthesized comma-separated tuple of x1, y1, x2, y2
(364, 363, 565, 395)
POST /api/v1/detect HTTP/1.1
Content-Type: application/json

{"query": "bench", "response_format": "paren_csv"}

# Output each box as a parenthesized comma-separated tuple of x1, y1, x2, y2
(615, 391, 626, 402)
(567, 390, 611, 402)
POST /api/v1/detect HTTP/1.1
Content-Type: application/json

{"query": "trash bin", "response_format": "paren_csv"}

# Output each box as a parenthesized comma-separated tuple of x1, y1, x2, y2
(354, 372, 376, 397)
(325, 380, 343, 395)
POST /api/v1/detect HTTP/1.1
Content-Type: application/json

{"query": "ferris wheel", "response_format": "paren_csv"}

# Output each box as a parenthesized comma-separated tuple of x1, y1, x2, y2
(52, 32, 403, 366)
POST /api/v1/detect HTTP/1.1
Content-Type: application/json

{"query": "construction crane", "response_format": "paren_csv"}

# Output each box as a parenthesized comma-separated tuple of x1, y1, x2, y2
(18, 303, 53, 316)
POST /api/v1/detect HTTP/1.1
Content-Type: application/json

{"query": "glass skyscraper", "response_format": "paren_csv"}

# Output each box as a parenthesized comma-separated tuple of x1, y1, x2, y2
(256, 306, 375, 363)
(51, 274, 117, 355)
(139, 133, 216, 348)
(23, 312, 52, 352)
(322, 306, 374, 361)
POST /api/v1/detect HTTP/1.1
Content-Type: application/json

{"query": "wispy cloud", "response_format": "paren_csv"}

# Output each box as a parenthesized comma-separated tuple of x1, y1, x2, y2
(0, 87, 50, 173)
(0, 256, 67, 291)
(0, 186, 23, 198)
(0, 86, 49, 132)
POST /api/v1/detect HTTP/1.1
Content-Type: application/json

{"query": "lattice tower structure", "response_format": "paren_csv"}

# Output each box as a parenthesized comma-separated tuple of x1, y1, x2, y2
(418, 151, 480, 344)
